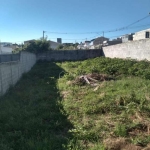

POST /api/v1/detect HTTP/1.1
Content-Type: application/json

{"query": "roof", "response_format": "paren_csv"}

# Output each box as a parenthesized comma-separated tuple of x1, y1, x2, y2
(134, 28, 150, 34)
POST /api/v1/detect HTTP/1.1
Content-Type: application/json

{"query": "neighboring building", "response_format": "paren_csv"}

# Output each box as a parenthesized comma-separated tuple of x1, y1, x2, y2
(77, 37, 122, 49)
(1, 42, 12, 47)
(77, 42, 84, 49)
(92, 37, 109, 46)
(121, 33, 134, 43)
(24, 39, 61, 49)
(133, 28, 150, 41)
(11, 44, 21, 50)
(49, 40, 61, 49)
(0, 46, 13, 54)
(62, 43, 74, 46)
(77, 41, 92, 49)
(57, 38, 62, 44)
(24, 39, 35, 45)
(106, 38, 122, 46)
(7, 44, 21, 50)
(0, 42, 21, 54)
(84, 41, 91, 49)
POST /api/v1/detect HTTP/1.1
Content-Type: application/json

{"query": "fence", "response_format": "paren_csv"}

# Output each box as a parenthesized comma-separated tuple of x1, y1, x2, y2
(0, 53, 20, 63)
(0, 52, 36, 96)
(102, 38, 150, 61)
(37, 49, 102, 61)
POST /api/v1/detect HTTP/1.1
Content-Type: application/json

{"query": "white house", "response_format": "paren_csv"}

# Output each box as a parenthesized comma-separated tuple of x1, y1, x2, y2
(133, 28, 150, 41)
(77, 41, 94, 49)
(0, 46, 13, 54)
(49, 41, 61, 49)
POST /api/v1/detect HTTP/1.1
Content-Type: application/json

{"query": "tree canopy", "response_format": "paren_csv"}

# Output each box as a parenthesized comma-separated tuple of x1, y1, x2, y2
(13, 38, 51, 54)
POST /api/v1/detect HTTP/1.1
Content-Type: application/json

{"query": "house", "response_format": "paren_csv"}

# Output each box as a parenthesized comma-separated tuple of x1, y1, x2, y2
(0, 42, 22, 54)
(106, 38, 122, 46)
(24, 39, 61, 49)
(24, 39, 35, 45)
(121, 33, 134, 43)
(92, 37, 109, 46)
(1, 42, 12, 47)
(133, 28, 150, 41)
(0, 46, 13, 54)
(49, 40, 61, 49)
(11, 44, 21, 50)
(62, 43, 74, 47)
(84, 41, 91, 49)
(77, 41, 93, 49)
(77, 42, 84, 49)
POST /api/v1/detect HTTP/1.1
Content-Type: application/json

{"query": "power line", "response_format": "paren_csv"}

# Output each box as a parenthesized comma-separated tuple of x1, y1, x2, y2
(7, 17, 150, 44)
(49, 23, 150, 41)
(44, 14, 150, 35)
(126, 15, 150, 28)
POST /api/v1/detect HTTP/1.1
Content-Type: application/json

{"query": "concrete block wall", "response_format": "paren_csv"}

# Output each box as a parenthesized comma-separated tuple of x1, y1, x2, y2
(0, 52, 36, 96)
(102, 38, 150, 61)
(37, 49, 102, 61)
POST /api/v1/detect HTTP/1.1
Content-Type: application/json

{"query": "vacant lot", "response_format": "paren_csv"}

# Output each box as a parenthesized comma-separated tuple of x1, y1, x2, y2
(0, 57, 150, 150)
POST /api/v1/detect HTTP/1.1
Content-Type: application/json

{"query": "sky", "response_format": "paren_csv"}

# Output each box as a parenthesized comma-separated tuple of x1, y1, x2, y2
(0, 0, 150, 44)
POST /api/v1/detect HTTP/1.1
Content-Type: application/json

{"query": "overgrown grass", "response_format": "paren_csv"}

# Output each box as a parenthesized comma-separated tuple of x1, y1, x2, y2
(0, 62, 72, 150)
(0, 57, 150, 150)
(57, 57, 150, 149)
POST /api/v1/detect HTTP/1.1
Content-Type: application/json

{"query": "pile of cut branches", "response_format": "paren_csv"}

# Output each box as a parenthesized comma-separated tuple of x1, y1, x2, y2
(74, 73, 114, 86)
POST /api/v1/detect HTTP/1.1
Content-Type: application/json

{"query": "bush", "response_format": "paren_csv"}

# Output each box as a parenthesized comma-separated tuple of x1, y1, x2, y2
(25, 38, 51, 54)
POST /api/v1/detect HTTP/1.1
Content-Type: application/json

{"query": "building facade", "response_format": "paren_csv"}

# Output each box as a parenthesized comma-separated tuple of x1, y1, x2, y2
(133, 28, 150, 41)
(93, 37, 109, 46)
(49, 41, 61, 49)
(122, 34, 134, 43)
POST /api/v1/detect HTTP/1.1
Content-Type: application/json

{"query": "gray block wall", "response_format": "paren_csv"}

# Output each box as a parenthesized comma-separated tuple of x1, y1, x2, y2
(37, 49, 102, 61)
(0, 52, 36, 96)
(102, 39, 150, 60)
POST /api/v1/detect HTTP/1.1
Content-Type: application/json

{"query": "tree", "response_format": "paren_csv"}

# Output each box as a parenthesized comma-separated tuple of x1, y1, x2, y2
(25, 38, 51, 54)
(13, 38, 51, 54)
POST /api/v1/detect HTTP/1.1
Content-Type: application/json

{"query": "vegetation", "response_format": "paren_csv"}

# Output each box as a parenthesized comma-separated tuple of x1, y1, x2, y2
(13, 38, 51, 54)
(58, 57, 150, 149)
(0, 57, 150, 149)
(57, 43, 79, 50)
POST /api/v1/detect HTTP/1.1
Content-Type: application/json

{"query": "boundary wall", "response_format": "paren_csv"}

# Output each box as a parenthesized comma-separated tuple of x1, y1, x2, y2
(102, 39, 150, 60)
(0, 52, 36, 96)
(37, 49, 102, 61)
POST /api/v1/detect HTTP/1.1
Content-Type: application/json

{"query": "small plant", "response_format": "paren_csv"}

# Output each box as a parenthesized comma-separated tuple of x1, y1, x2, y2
(114, 124, 127, 137)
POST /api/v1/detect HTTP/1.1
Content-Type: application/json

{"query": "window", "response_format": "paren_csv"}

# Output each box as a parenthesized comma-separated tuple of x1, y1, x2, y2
(145, 32, 149, 38)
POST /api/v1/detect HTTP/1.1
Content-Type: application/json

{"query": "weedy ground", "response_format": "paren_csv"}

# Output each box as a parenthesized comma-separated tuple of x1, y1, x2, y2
(0, 57, 150, 150)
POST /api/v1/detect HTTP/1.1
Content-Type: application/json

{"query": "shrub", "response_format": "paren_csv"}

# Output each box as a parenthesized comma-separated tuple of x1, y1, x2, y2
(25, 38, 51, 54)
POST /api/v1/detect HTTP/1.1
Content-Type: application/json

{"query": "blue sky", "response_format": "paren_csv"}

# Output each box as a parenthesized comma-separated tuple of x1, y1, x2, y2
(0, 0, 150, 44)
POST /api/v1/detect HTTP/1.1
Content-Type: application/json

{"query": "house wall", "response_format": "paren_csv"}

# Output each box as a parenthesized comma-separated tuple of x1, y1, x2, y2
(0, 47, 13, 54)
(107, 40, 122, 45)
(93, 37, 109, 45)
(0, 52, 36, 96)
(50, 41, 60, 49)
(133, 28, 150, 41)
(37, 49, 102, 61)
(102, 38, 150, 60)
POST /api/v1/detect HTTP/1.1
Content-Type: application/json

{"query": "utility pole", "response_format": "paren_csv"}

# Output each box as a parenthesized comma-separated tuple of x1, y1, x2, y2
(43, 31, 45, 40)
(102, 31, 104, 47)
(103, 31, 104, 42)
(0, 40, 1, 54)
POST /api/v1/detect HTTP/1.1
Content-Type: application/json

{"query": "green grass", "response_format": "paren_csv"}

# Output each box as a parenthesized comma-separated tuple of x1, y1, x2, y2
(57, 57, 150, 149)
(0, 57, 150, 150)
(0, 62, 72, 150)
